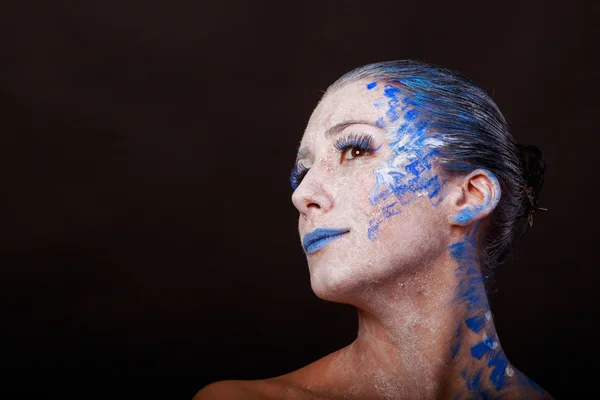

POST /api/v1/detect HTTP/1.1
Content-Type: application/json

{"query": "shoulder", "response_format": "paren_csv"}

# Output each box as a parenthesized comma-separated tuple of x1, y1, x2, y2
(193, 380, 266, 400)
(193, 349, 349, 400)
(192, 379, 298, 400)
(193, 380, 263, 400)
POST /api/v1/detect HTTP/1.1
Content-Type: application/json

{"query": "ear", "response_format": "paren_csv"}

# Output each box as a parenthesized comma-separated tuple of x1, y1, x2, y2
(450, 169, 501, 226)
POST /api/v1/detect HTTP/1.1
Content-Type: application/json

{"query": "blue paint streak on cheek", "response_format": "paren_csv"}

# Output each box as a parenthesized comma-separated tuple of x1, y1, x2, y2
(387, 172, 442, 207)
(369, 170, 405, 205)
(369, 86, 446, 212)
(424, 176, 441, 199)
(367, 202, 401, 241)
(382, 201, 401, 218)
(405, 159, 427, 176)
(368, 215, 384, 241)
(366, 82, 377, 90)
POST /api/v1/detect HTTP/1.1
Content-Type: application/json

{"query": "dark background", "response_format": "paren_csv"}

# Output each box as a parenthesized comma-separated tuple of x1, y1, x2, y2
(2, 1, 599, 398)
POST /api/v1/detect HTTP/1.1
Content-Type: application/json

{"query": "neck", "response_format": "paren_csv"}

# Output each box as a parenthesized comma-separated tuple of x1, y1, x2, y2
(335, 233, 516, 399)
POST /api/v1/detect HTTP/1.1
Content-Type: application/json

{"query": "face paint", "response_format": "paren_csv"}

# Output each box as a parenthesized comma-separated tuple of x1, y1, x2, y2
(292, 80, 454, 299)
(365, 81, 446, 241)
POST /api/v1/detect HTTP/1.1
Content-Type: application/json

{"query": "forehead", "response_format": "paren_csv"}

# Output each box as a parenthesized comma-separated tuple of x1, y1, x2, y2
(303, 80, 385, 138)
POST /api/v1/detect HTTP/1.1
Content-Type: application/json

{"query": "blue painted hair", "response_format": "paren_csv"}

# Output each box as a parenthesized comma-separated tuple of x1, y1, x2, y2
(328, 60, 545, 277)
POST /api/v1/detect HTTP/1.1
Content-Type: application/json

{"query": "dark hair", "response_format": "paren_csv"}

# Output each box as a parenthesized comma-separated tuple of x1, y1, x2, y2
(328, 60, 545, 278)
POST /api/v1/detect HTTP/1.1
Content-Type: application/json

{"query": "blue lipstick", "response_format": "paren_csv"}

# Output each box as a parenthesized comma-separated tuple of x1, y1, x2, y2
(302, 228, 349, 255)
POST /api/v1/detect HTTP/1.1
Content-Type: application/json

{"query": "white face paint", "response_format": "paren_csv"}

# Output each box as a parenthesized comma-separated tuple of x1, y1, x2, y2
(291, 80, 456, 303)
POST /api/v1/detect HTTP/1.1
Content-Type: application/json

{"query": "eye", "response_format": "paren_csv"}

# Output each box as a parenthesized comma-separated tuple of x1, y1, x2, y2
(334, 133, 379, 163)
(342, 146, 370, 161)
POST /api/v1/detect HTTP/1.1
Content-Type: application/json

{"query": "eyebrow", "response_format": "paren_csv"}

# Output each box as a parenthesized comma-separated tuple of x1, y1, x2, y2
(295, 119, 383, 163)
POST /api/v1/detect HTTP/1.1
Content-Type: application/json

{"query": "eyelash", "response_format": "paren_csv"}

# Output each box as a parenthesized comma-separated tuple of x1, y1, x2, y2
(334, 133, 377, 157)
(290, 161, 309, 190)
(290, 133, 377, 190)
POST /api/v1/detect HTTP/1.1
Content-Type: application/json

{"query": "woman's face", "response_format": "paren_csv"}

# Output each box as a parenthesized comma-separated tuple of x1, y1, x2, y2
(291, 80, 454, 302)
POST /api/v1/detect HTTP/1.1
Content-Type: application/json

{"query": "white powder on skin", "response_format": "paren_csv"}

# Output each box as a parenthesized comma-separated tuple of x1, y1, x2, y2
(287, 80, 522, 399)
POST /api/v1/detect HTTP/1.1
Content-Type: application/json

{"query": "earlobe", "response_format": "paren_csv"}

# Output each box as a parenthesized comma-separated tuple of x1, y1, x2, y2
(451, 170, 501, 226)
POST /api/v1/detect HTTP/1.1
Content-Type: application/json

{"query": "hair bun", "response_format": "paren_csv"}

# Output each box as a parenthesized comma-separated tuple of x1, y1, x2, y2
(518, 144, 545, 197)
(517, 144, 546, 226)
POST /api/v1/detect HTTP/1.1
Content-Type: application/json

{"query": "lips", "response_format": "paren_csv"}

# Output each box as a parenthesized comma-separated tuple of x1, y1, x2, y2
(302, 228, 350, 255)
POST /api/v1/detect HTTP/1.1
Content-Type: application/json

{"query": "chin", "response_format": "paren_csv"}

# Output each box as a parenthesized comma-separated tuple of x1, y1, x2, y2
(308, 256, 380, 304)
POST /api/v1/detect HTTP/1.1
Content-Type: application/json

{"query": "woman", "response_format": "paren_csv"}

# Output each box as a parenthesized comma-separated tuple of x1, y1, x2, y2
(196, 60, 553, 399)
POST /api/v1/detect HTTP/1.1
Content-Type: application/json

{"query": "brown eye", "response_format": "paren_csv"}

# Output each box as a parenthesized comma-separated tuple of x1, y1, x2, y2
(343, 146, 369, 161)
(335, 133, 378, 163)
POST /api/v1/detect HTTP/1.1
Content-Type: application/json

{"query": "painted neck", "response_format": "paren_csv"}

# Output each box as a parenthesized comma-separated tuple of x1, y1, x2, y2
(345, 232, 515, 399)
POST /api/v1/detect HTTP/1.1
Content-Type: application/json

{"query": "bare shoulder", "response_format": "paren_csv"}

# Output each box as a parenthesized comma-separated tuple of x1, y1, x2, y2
(192, 361, 342, 400)
(193, 380, 268, 400)
(192, 378, 305, 400)
(193, 349, 349, 400)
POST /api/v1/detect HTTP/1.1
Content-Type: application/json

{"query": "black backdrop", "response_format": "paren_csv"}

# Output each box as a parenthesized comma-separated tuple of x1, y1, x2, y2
(2, 1, 599, 398)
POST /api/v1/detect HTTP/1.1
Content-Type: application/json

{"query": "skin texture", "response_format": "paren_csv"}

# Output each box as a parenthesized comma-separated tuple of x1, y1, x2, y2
(194, 80, 553, 400)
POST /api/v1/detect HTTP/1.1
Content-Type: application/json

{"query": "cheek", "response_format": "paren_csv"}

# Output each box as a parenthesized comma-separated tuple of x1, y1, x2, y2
(364, 197, 403, 242)
(364, 147, 446, 243)
(335, 160, 379, 214)
(297, 214, 305, 234)
(368, 199, 450, 274)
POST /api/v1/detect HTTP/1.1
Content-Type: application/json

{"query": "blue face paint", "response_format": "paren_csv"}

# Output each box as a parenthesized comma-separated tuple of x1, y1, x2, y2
(367, 202, 401, 241)
(381, 201, 401, 218)
(367, 84, 446, 214)
(383, 84, 404, 123)
(404, 109, 418, 121)
(366, 82, 377, 90)
(364, 83, 447, 241)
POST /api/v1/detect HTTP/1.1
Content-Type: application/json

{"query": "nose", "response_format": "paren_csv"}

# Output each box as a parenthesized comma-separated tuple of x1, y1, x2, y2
(291, 164, 334, 217)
